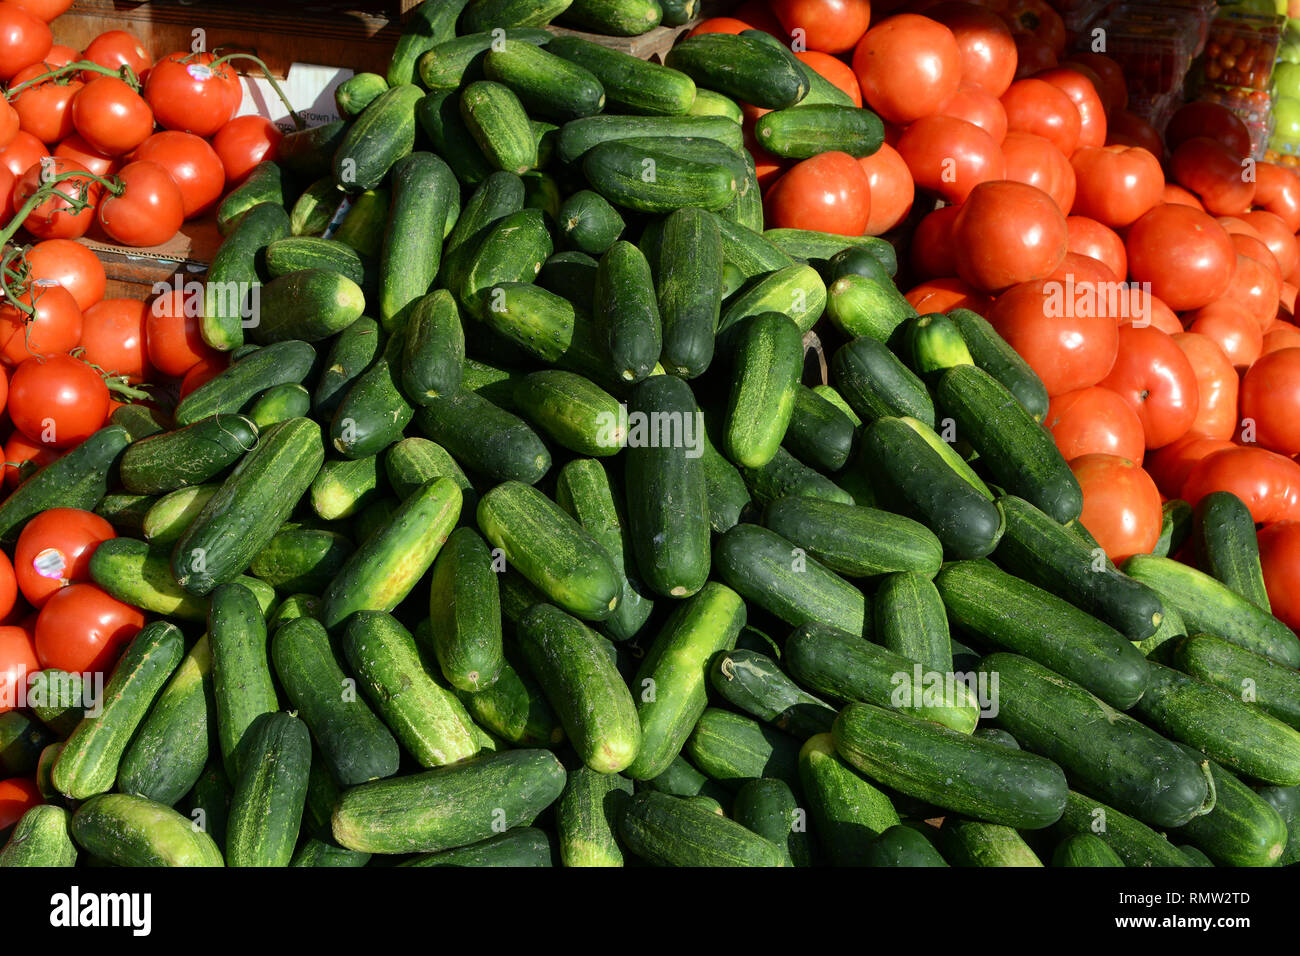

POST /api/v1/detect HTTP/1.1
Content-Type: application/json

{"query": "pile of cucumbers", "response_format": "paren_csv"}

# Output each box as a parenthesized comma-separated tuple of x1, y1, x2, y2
(2, 0, 1300, 868)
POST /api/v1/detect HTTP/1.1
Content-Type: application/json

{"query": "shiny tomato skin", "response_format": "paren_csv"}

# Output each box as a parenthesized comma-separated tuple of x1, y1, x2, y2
(1046, 385, 1146, 463)
(0, 1, 52, 81)
(926, 1, 1017, 95)
(1125, 204, 1236, 312)
(1066, 215, 1126, 278)
(1003, 0, 1065, 54)
(910, 204, 961, 279)
(852, 14, 963, 126)
(1228, 230, 1282, 286)
(1170, 137, 1255, 217)
(2, 430, 55, 488)
(7, 353, 109, 448)
(897, 114, 1004, 204)
(1171, 331, 1238, 442)
(0, 777, 40, 829)
(1146, 435, 1235, 499)
(0, 283, 82, 366)
(179, 354, 226, 397)
(1186, 299, 1263, 370)
(53, 132, 118, 177)
(0, 127, 46, 180)
(904, 277, 993, 315)
(1000, 78, 1080, 157)
(211, 115, 282, 184)
(70, 76, 153, 156)
(1000, 130, 1074, 214)
(796, 51, 863, 105)
(1162, 183, 1204, 210)
(144, 52, 240, 138)
(1097, 325, 1199, 449)
(146, 287, 217, 377)
(1063, 53, 1126, 116)
(1181, 446, 1300, 524)
(13, 156, 100, 240)
(78, 297, 152, 382)
(857, 142, 914, 235)
(1165, 101, 1252, 159)
(1105, 109, 1162, 160)
(1071, 453, 1163, 562)
(1242, 209, 1300, 279)
(937, 85, 1008, 143)
(1217, 253, 1281, 331)
(130, 130, 225, 219)
(1035, 66, 1106, 149)
(9, 62, 81, 145)
(80, 29, 150, 84)
(1069, 145, 1164, 228)
(1257, 522, 1300, 631)
(34, 582, 144, 674)
(1252, 162, 1300, 232)
(770, 0, 871, 54)
(952, 179, 1068, 293)
(1240, 348, 1300, 455)
(764, 151, 871, 235)
(22, 237, 105, 311)
(97, 160, 185, 247)
(14, 507, 114, 608)
(0, 624, 36, 714)
(1263, 325, 1300, 355)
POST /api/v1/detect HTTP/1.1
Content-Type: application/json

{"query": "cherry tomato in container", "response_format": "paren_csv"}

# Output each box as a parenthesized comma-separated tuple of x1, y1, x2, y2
(1071, 453, 1163, 562)
(22, 238, 105, 312)
(952, 179, 1068, 292)
(1046, 386, 1147, 464)
(1165, 101, 1253, 159)
(1000, 78, 1080, 157)
(144, 52, 240, 138)
(70, 75, 154, 156)
(0, 283, 82, 366)
(7, 353, 108, 448)
(14, 508, 114, 608)
(1171, 331, 1238, 442)
(1066, 215, 1126, 278)
(78, 297, 152, 382)
(0, 1, 52, 81)
(910, 205, 961, 279)
(898, 114, 1004, 204)
(1097, 325, 1199, 450)
(1035, 67, 1106, 149)
(764, 150, 871, 235)
(926, 1, 1017, 96)
(857, 143, 913, 236)
(1240, 348, 1300, 456)
(770, 0, 872, 54)
(1069, 145, 1163, 229)
(852, 14, 962, 126)
(1000, 131, 1074, 214)
(1258, 522, 1300, 631)
(1170, 137, 1255, 217)
(130, 130, 224, 219)
(212, 115, 283, 184)
(1181, 445, 1300, 524)
(1126, 204, 1235, 312)
(80, 29, 151, 84)
(97, 160, 185, 247)
(34, 582, 143, 674)
(13, 156, 102, 240)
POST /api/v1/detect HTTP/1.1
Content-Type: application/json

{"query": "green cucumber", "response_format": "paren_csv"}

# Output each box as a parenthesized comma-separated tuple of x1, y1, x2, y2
(583, 139, 736, 214)
(310, 455, 382, 521)
(1175, 757, 1287, 866)
(546, 36, 695, 115)
(384, 437, 472, 501)
(460, 80, 537, 174)
(312, 317, 384, 421)
(940, 818, 1043, 867)
(119, 414, 258, 495)
(557, 114, 743, 165)
(292, 838, 371, 867)
(979, 652, 1214, 829)
(1258, 785, 1300, 866)
(1124, 554, 1299, 667)
(700, 425, 753, 531)
(333, 84, 423, 192)
(117, 635, 215, 807)
(832, 337, 934, 427)
(740, 446, 854, 508)
(1054, 790, 1191, 867)
(1192, 491, 1270, 611)
(800, 733, 901, 865)
(619, 791, 787, 867)
(947, 308, 1049, 422)
(176, 340, 315, 426)
(289, 177, 342, 236)
(27, 674, 84, 738)
(765, 229, 897, 275)
(185, 760, 232, 850)
(935, 560, 1150, 710)
(709, 648, 836, 738)
(71, 794, 224, 867)
(378, 152, 458, 332)
(516, 604, 640, 774)
(415, 28, 551, 91)
(329, 331, 413, 460)
(560, 0, 663, 36)
(427, 527, 505, 692)
(248, 384, 311, 429)
(205, 202, 291, 351)
(319, 477, 461, 629)
(52, 621, 184, 800)
(0, 711, 54, 775)
(216, 162, 285, 235)
(342, 612, 481, 767)
(462, 0, 571, 30)
(400, 828, 552, 866)
(209, 581, 279, 780)
(723, 312, 802, 469)
(832, 701, 1068, 829)
(94, 491, 154, 534)
(687, 88, 742, 121)
(756, 105, 884, 160)
(784, 385, 855, 473)
(594, 240, 662, 384)
(271, 617, 399, 785)
(720, 264, 827, 337)
(456, 207, 552, 310)
(265, 237, 367, 285)
(824, 275, 916, 343)
(556, 766, 633, 867)
(336, 71, 387, 117)
(685, 708, 801, 790)
(472, 282, 578, 364)
(278, 121, 347, 181)
(558, 189, 625, 256)
(225, 712, 311, 867)
(251, 525, 353, 592)
(664, 33, 807, 109)
(331, 748, 566, 855)
(657, 206, 723, 378)
(864, 825, 949, 867)
(513, 370, 623, 457)
(332, 187, 390, 257)
(416, 90, 494, 185)
(485, 39, 604, 122)
(898, 312, 975, 381)
(1052, 832, 1124, 866)
(626, 583, 746, 780)
(733, 778, 813, 867)
(416, 390, 551, 485)
(386, 0, 469, 87)
(87, 538, 203, 620)
(875, 571, 952, 675)
(0, 805, 77, 867)
(763, 496, 942, 579)
(714, 523, 865, 635)
(456, 653, 563, 747)
(1173, 633, 1300, 731)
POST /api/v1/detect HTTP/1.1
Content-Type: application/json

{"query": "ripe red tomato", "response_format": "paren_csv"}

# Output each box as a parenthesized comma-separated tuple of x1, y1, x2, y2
(1097, 325, 1199, 449)
(1181, 445, 1300, 524)
(904, 277, 993, 315)
(130, 130, 224, 219)
(14, 507, 114, 608)
(926, 1, 1017, 96)
(1165, 101, 1252, 159)
(1036, 67, 1106, 149)
(0, 283, 82, 366)
(34, 581, 143, 673)
(1146, 435, 1235, 498)
(1187, 299, 1263, 370)
(1066, 215, 1126, 278)
(0, 128, 45, 181)
(97, 160, 186, 247)
(1126, 204, 1235, 312)
(897, 114, 1004, 204)
(1002, 0, 1065, 54)
(1217, 253, 1281, 331)
(1242, 209, 1300, 280)
(1000, 78, 1080, 156)
(764, 150, 871, 235)
(1123, 290, 1181, 334)
(1068, 145, 1163, 229)
(2, 430, 55, 487)
(1105, 109, 1162, 160)
(687, 16, 760, 36)
(852, 14, 962, 126)
(80, 29, 151, 84)
(22, 238, 105, 312)
(1264, 325, 1300, 356)
(1000, 131, 1074, 214)
(0, 776, 40, 829)
(53, 133, 117, 178)
(1063, 53, 1127, 117)
(733, 0, 788, 36)
(770, 0, 871, 53)
(1252, 163, 1300, 232)
(78, 298, 152, 382)
(1171, 331, 1238, 441)
(0, 98, 18, 152)
(742, 123, 786, 189)
(71, 76, 154, 156)
(952, 179, 1068, 293)
(937, 85, 1008, 143)
(1240, 347, 1300, 455)
(7, 354, 109, 447)
(1046, 386, 1146, 464)
(1170, 137, 1255, 217)
(0, 625, 36, 713)
(0, 1, 51, 81)
(857, 142, 913, 235)
(1258, 522, 1300, 631)
(13, 156, 101, 240)
(9, 61, 81, 144)
(211, 115, 282, 184)
(7, 0, 70, 21)
(1071, 453, 1162, 562)
(144, 52, 240, 138)
(0, 556, 17, 633)
(1226, 228, 1282, 286)
(795, 51, 862, 106)
(179, 353, 226, 397)
(1011, 32, 1056, 79)
(910, 204, 960, 278)
(146, 287, 217, 377)
(1161, 183, 1203, 210)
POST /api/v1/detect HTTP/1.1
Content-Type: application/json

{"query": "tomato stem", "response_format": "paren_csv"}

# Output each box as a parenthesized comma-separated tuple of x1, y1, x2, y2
(69, 349, 153, 401)
(0, 169, 124, 252)
(0, 247, 33, 318)
(3, 60, 140, 100)
(208, 52, 305, 131)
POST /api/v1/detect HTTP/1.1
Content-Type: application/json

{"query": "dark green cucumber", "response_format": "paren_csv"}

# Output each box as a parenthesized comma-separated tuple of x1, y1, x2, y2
(832, 337, 934, 428)
(799, 733, 901, 865)
(416, 90, 493, 185)
(398, 291, 463, 405)
(740, 446, 854, 508)
(940, 818, 1043, 867)
(979, 652, 1214, 829)
(271, 617, 399, 786)
(685, 708, 802, 790)
(1124, 554, 1299, 667)
(583, 139, 736, 214)
(172, 418, 323, 595)
(664, 33, 807, 109)
(556, 766, 633, 867)
(484, 39, 604, 122)
(265, 237, 366, 286)
(656, 206, 722, 379)
(209, 582, 279, 781)
(329, 332, 412, 460)
(832, 701, 1068, 829)
(714, 523, 865, 635)
(875, 571, 952, 675)
(700, 426, 753, 531)
(935, 560, 1150, 710)
(0, 805, 77, 867)
(117, 636, 215, 807)
(513, 370, 622, 457)
(516, 604, 640, 773)
(427, 527, 504, 692)
(185, 760, 232, 850)
(864, 825, 949, 867)
(765, 228, 897, 275)
(936, 365, 1082, 524)
(1134, 661, 1300, 787)
(619, 790, 787, 867)
(378, 152, 458, 331)
(546, 36, 694, 115)
(384, 437, 472, 502)
(1192, 491, 1270, 612)
(332, 187, 389, 258)
(739, 27, 854, 106)
(722, 312, 802, 469)
(460, 80, 536, 174)
(110, 402, 168, 440)
(205, 202, 291, 351)
(784, 385, 855, 474)
(462, 0, 570, 30)
(756, 104, 884, 160)
(863, 416, 1003, 560)
(415, 28, 551, 91)
(176, 340, 315, 426)
(310, 455, 382, 521)
(94, 491, 153, 535)
(225, 712, 311, 867)
(709, 648, 836, 738)
(290, 178, 344, 238)
(336, 71, 387, 117)
(312, 317, 383, 420)
(785, 621, 980, 733)
(51, 622, 184, 800)
(401, 828, 552, 866)
(594, 240, 662, 384)
(1051, 832, 1124, 866)
(333, 84, 423, 192)
(319, 477, 461, 629)
(332, 748, 565, 855)
(292, 838, 371, 867)
(1173, 633, 1300, 731)
(456, 652, 563, 748)
(0, 424, 131, 544)
(824, 274, 916, 343)
(626, 583, 746, 780)
(386, 0, 469, 86)
(87, 537, 207, 620)
(455, 207, 552, 310)
(119, 414, 258, 495)
(278, 120, 347, 181)
(557, 114, 743, 165)
(558, 189, 624, 256)
(897, 312, 975, 381)
(560, 0, 662, 35)
(0, 711, 54, 776)
(763, 496, 942, 580)
(27, 673, 84, 739)
(947, 308, 1049, 422)
(1054, 790, 1191, 867)
(733, 778, 813, 867)
(994, 496, 1165, 643)
(1175, 757, 1287, 867)
(343, 612, 482, 767)
(248, 384, 311, 429)
(71, 794, 224, 867)
(1258, 785, 1300, 866)
(1155, 498, 1194, 559)
(216, 162, 286, 235)
(415, 390, 550, 485)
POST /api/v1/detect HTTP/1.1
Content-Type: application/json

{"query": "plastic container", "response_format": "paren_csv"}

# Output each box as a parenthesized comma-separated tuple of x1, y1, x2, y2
(1201, 12, 1284, 92)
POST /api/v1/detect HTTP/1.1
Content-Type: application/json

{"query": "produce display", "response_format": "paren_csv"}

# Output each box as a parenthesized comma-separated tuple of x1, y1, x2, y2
(0, 0, 1298, 871)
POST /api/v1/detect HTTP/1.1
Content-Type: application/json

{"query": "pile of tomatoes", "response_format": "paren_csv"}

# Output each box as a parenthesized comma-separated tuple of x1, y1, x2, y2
(707, 0, 1300, 631)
